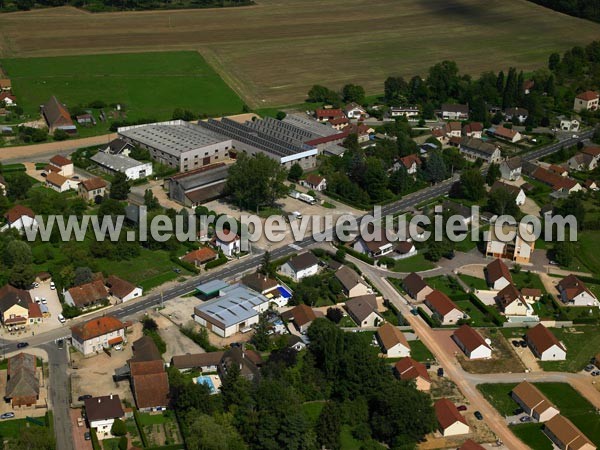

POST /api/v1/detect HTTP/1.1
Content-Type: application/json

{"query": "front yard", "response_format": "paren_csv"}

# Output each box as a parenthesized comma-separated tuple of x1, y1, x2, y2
(408, 339, 434, 362)
(458, 330, 524, 374)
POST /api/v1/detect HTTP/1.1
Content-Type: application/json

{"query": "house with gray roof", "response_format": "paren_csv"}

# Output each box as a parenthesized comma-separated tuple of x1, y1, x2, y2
(5, 352, 39, 408)
(193, 284, 270, 337)
(459, 137, 502, 163)
(345, 294, 383, 328)
(90, 152, 152, 180)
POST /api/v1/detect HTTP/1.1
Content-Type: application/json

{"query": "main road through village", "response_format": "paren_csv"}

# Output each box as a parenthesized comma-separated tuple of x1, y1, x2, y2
(0, 129, 593, 450)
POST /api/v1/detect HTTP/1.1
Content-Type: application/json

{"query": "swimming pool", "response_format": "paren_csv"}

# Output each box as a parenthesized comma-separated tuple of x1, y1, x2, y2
(195, 376, 217, 394)
(277, 286, 292, 299)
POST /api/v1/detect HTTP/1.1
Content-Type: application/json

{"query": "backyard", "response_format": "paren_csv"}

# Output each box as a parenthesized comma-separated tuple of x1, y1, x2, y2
(458, 330, 524, 374)
(538, 326, 600, 372)
(135, 411, 183, 448)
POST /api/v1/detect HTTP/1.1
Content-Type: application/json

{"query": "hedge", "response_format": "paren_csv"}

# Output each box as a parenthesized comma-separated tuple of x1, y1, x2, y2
(468, 294, 504, 326)
(170, 255, 199, 274)
(341, 246, 375, 265)
(90, 429, 101, 450)
(133, 410, 149, 448)
(205, 256, 228, 270)
(417, 307, 435, 328)
(1, 163, 26, 173)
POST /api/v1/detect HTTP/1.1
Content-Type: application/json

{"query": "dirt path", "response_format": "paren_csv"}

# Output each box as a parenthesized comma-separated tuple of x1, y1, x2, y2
(0, 133, 116, 162)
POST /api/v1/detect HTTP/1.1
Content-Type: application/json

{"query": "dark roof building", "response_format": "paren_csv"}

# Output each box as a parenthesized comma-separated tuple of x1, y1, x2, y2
(6, 353, 39, 407)
(41, 96, 74, 132)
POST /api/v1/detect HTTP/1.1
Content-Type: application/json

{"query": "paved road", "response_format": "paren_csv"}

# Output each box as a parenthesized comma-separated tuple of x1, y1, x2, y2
(42, 342, 74, 450)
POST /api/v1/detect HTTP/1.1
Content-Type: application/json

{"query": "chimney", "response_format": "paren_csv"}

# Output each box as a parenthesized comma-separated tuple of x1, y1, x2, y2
(110, 394, 113, 400)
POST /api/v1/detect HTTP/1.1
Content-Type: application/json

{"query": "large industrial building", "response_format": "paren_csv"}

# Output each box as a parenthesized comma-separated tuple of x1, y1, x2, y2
(165, 163, 230, 207)
(90, 152, 153, 180)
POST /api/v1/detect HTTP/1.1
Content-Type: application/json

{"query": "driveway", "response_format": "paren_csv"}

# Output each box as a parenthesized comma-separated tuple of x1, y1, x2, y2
(70, 408, 92, 450)
(152, 313, 205, 362)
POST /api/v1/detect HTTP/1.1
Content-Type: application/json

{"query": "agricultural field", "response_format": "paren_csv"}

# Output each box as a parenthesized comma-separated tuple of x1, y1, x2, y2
(2, 51, 244, 129)
(1, 0, 600, 106)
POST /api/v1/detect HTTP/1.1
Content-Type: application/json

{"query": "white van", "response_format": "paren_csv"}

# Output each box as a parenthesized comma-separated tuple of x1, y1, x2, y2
(58, 314, 66, 324)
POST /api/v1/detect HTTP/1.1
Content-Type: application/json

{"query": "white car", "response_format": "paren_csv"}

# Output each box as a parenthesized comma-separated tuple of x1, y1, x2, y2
(34, 296, 41, 303)
(58, 314, 66, 324)
(50, 282, 56, 290)
(41, 298, 47, 304)
(113, 344, 123, 351)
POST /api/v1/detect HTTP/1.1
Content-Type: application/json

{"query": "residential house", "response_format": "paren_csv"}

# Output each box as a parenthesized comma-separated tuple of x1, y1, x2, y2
(345, 294, 383, 327)
(523, 79, 535, 95)
(194, 284, 270, 337)
(344, 102, 367, 119)
(462, 122, 483, 138)
(353, 235, 394, 258)
(585, 180, 598, 191)
(41, 96, 75, 133)
(84, 395, 125, 437)
(283, 304, 317, 333)
(560, 118, 580, 132)
(45, 172, 73, 193)
(485, 258, 513, 291)
(389, 106, 420, 118)
(445, 121, 462, 138)
(5, 353, 39, 408)
(452, 324, 492, 359)
(403, 272, 433, 302)
(582, 146, 600, 168)
(435, 398, 470, 437)
(490, 180, 526, 205)
(431, 127, 449, 146)
(511, 381, 559, 422)
(424, 290, 465, 325)
(549, 164, 569, 177)
(279, 252, 320, 281)
(440, 104, 469, 121)
(376, 323, 410, 358)
(504, 107, 529, 124)
(568, 153, 596, 172)
(287, 335, 307, 352)
(0, 79, 11, 91)
(90, 152, 153, 181)
(544, 415, 596, 450)
(2, 205, 37, 233)
(71, 316, 127, 355)
(170, 351, 224, 373)
(106, 275, 142, 303)
(78, 177, 107, 201)
(394, 240, 417, 259)
(47, 155, 74, 177)
(500, 157, 522, 181)
(0, 92, 17, 107)
(213, 229, 241, 257)
(181, 247, 218, 267)
(491, 126, 522, 143)
(573, 90, 599, 113)
(328, 116, 349, 130)
(557, 275, 599, 307)
(394, 357, 431, 391)
(300, 174, 327, 191)
(241, 272, 290, 307)
(219, 346, 262, 381)
(460, 440, 486, 450)
(129, 336, 169, 411)
(335, 265, 369, 298)
(63, 279, 109, 309)
(441, 200, 473, 227)
(521, 288, 542, 303)
(496, 283, 532, 316)
(459, 137, 502, 163)
(104, 138, 134, 156)
(526, 324, 566, 361)
(396, 154, 421, 175)
(76, 114, 94, 125)
(485, 222, 536, 264)
(315, 108, 344, 122)
(0, 284, 32, 327)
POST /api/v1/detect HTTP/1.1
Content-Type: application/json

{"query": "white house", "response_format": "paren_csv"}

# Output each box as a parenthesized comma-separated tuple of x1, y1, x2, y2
(389, 106, 420, 118)
(573, 90, 599, 112)
(557, 275, 599, 307)
(1, 205, 38, 233)
(48, 155, 74, 177)
(84, 395, 125, 438)
(526, 324, 566, 361)
(344, 102, 367, 119)
(500, 157, 522, 181)
(492, 126, 522, 143)
(345, 294, 384, 328)
(335, 266, 370, 298)
(403, 272, 433, 302)
(0, 93, 17, 107)
(45, 172, 74, 193)
(496, 283, 532, 316)
(300, 174, 327, 191)
(214, 229, 241, 257)
(106, 275, 142, 303)
(490, 180, 526, 206)
(504, 107, 528, 124)
(560, 118, 580, 132)
(435, 398, 470, 437)
(376, 323, 410, 358)
(452, 325, 492, 359)
(353, 236, 394, 258)
(425, 290, 465, 325)
(279, 252, 320, 282)
(71, 316, 127, 356)
(90, 152, 153, 181)
(485, 258, 513, 291)
(440, 104, 469, 121)
(511, 381, 560, 423)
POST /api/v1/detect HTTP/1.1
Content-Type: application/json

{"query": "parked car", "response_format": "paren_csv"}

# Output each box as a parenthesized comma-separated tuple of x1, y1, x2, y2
(78, 395, 92, 401)
(585, 364, 595, 372)
(512, 340, 520, 347)
(84, 432, 91, 441)
(437, 367, 444, 377)
(520, 416, 532, 423)
(474, 411, 483, 420)
(410, 308, 419, 316)
(113, 344, 123, 351)
(592, 371, 600, 377)
(50, 282, 56, 290)
(16, 342, 29, 349)
(457, 405, 467, 411)
(549, 260, 559, 266)
(57, 339, 64, 349)
(58, 314, 66, 323)
(520, 341, 528, 348)
(0, 412, 15, 419)
(34, 296, 41, 303)
(41, 298, 47, 304)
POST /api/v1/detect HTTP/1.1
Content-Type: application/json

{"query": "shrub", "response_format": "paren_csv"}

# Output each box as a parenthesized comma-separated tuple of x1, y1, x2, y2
(205, 256, 227, 269)
(111, 418, 127, 436)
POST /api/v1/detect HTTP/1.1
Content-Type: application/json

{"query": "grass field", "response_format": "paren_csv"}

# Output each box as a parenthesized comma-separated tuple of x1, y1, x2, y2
(458, 274, 488, 291)
(478, 382, 600, 447)
(538, 325, 600, 372)
(389, 254, 435, 272)
(409, 339, 434, 362)
(1, 0, 600, 106)
(2, 51, 243, 127)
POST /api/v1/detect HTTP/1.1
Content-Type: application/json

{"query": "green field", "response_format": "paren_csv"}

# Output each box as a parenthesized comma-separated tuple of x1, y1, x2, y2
(478, 382, 600, 447)
(409, 339, 434, 362)
(458, 274, 488, 291)
(538, 326, 600, 372)
(3, 51, 244, 131)
(389, 254, 435, 273)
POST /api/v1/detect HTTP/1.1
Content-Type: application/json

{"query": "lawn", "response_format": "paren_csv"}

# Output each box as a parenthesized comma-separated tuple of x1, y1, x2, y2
(409, 339, 434, 362)
(389, 254, 435, 272)
(302, 401, 325, 425)
(0, 419, 29, 440)
(510, 271, 546, 293)
(512, 423, 553, 450)
(570, 231, 600, 276)
(478, 382, 600, 447)
(458, 274, 488, 291)
(454, 299, 496, 327)
(426, 275, 466, 298)
(538, 325, 600, 372)
(102, 438, 122, 450)
(136, 412, 182, 447)
(2, 0, 600, 106)
(3, 51, 244, 132)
